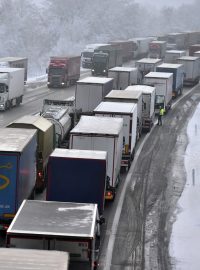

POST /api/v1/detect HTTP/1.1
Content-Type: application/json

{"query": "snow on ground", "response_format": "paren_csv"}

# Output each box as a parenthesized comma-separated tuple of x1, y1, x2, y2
(170, 103, 200, 270)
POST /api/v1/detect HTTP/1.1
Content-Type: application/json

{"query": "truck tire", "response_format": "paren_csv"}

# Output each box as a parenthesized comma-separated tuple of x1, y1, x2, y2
(5, 101, 11, 110)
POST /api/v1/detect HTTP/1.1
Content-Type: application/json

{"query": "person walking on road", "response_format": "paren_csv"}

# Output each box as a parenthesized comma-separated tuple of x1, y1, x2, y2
(158, 106, 164, 126)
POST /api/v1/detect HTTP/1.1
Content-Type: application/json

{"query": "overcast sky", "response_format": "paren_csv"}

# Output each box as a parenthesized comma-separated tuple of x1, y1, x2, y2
(136, 0, 194, 7)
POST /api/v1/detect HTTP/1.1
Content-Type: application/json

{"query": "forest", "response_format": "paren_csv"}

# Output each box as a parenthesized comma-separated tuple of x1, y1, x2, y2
(0, 0, 199, 76)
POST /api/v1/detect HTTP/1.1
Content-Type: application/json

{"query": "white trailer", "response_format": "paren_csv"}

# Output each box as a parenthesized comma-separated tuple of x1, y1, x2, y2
(129, 37, 155, 59)
(75, 77, 113, 114)
(125, 85, 155, 131)
(7, 200, 102, 270)
(0, 68, 24, 110)
(164, 50, 186, 64)
(94, 101, 137, 170)
(135, 58, 163, 82)
(0, 248, 69, 270)
(108, 67, 138, 90)
(104, 90, 143, 139)
(70, 116, 123, 200)
(144, 72, 173, 114)
(194, 51, 200, 57)
(177, 56, 200, 85)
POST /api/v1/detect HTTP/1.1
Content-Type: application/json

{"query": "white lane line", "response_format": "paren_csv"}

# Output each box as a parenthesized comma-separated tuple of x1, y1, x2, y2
(104, 83, 200, 270)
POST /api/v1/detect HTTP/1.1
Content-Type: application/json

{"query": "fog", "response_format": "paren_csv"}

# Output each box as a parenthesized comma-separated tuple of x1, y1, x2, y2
(0, 0, 199, 77)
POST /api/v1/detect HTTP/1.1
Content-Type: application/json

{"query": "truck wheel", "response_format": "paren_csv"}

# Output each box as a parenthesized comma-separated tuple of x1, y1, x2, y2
(16, 97, 20, 106)
(5, 101, 11, 110)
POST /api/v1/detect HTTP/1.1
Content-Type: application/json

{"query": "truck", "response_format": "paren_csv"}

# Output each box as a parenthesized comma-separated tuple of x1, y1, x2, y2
(81, 43, 111, 68)
(92, 46, 122, 76)
(7, 115, 54, 192)
(41, 98, 75, 147)
(108, 66, 138, 89)
(164, 50, 186, 64)
(75, 77, 113, 114)
(156, 63, 184, 97)
(148, 41, 167, 59)
(0, 128, 37, 231)
(0, 68, 24, 111)
(94, 102, 137, 171)
(70, 116, 123, 201)
(46, 149, 107, 215)
(177, 56, 200, 86)
(0, 57, 28, 83)
(135, 58, 162, 83)
(189, 44, 200, 56)
(0, 249, 69, 270)
(47, 56, 81, 88)
(6, 200, 104, 270)
(104, 89, 143, 140)
(108, 40, 134, 62)
(144, 72, 173, 114)
(194, 51, 200, 57)
(129, 37, 155, 59)
(167, 32, 187, 50)
(125, 85, 155, 132)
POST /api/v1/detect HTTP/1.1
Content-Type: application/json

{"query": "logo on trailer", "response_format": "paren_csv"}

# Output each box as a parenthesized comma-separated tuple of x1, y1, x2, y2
(0, 163, 12, 190)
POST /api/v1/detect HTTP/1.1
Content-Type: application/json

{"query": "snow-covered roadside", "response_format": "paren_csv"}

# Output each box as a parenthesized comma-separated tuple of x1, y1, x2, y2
(170, 103, 200, 270)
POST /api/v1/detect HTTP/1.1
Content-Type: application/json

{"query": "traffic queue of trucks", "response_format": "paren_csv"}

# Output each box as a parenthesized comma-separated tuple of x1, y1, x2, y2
(2, 29, 200, 269)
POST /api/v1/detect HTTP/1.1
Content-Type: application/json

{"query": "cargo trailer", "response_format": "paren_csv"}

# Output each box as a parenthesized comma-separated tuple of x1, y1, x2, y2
(194, 51, 200, 57)
(125, 85, 155, 131)
(108, 66, 138, 89)
(156, 63, 184, 97)
(148, 41, 167, 59)
(189, 44, 200, 56)
(0, 249, 69, 270)
(144, 72, 173, 114)
(177, 56, 200, 86)
(0, 128, 37, 231)
(6, 200, 103, 270)
(164, 50, 186, 64)
(70, 116, 123, 200)
(129, 37, 155, 59)
(94, 102, 137, 170)
(75, 77, 113, 114)
(135, 58, 162, 82)
(47, 149, 107, 215)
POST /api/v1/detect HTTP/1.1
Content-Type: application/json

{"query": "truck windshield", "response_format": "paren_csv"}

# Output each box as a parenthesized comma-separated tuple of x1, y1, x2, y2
(48, 67, 65, 75)
(0, 83, 6, 93)
(82, 52, 93, 58)
(93, 55, 107, 63)
(155, 95, 165, 105)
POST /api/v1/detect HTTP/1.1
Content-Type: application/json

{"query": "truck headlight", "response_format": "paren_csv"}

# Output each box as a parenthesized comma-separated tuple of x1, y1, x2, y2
(92, 69, 95, 72)
(103, 70, 106, 73)
(61, 82, 65, 85)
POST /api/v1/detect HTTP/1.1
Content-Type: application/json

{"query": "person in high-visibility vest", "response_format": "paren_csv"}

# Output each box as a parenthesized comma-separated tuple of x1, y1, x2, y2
(157, 106, 165, 126)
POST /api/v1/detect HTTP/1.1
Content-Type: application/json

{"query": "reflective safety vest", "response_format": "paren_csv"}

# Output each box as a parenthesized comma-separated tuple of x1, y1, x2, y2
(159, 108, 164, 116)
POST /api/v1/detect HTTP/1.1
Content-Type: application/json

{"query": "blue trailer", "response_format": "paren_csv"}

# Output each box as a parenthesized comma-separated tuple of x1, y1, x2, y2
(0, 128, 37, 231)
(156, 63, 184, 98)
(46, 149, 107, 215)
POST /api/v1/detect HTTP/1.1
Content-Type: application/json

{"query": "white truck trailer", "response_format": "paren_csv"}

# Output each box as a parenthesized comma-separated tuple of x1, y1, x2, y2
(0, 68, 24, 110)
(75, 77, 113, 114)
(108, 67, 138, 90)
(144, 72, 173, 114)
(125, 85, 155, 132)
(135, 58, 162, 82)
(0, 249, 69, 270)
(177, 56, 200, 86)
(104, 89, 143, 140)
(129, 37, 155, 59)
(70, 116, 123, 201)
(194, 51, 200, 57)
(94, 101, 137, 170)
(164, 50, 186, 64)
(6, 200, 103, 270)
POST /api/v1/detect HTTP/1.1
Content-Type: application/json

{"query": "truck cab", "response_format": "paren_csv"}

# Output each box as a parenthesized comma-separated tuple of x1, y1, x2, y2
(47, 59, 67, 87)
(92, 52, 109, 76)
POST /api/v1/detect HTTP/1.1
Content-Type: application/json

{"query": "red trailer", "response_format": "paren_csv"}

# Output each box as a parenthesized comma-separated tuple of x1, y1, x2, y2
(47, 56, 81, 88)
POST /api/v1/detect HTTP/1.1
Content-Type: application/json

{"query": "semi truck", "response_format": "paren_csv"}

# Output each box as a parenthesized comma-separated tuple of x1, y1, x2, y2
(129, 37, 155, 59)
(177, 56, 200, 86)
(0, 249, 69, 270)
(70, 116, 123, 201)
(47, 56, 81, 88)
(164, 50, 186, 64)
(0, 68, 24, 111)
(148, 41, 167, 59)
(94, 102, 137, 171)
(7, 115, 54, 192)
(108, 40, 133, 62)
(167, 32, 187, 50)
(0, 57, 28, 83)
(189, 44, 200, 56)
(125, 85, 155, 132)
(6, 200, 104, 270)
(81, 43, 111, 68)
(135, 58, 162, 82)
(0, 128, 37, 231)
(41, 98, 75, 147)
(104, 89, 143, 140)
(47, 149, 107, 215)
(75, 77, 113, 114)
(92, 46, 122, 76)
(108, 67, 138, 89)
(144, 72, 173, 114)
